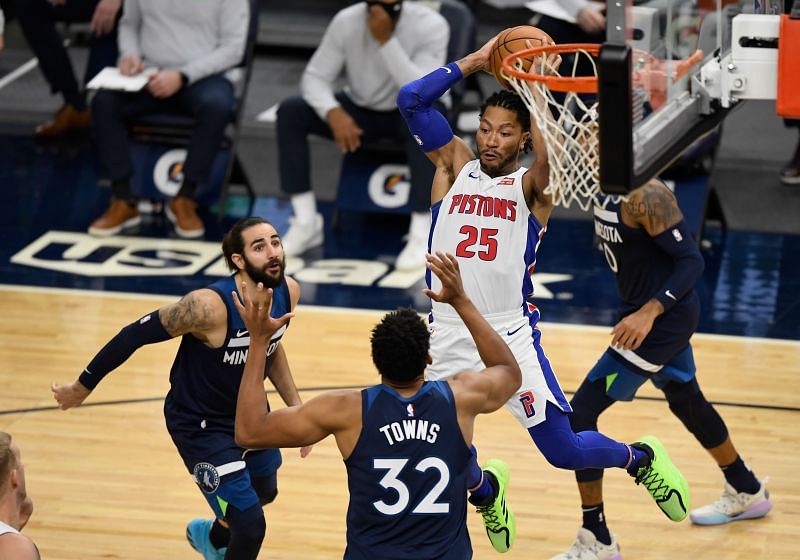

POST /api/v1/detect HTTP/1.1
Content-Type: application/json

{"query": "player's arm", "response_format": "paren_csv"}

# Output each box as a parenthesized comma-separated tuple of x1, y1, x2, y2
(613, 180, 705, 350)
(263, 277, 303, 407)
(0, 533, 40, 560)
(52, 289, 224, 409)
(423, 253, 521, 415)
(397, 36, 497, 203)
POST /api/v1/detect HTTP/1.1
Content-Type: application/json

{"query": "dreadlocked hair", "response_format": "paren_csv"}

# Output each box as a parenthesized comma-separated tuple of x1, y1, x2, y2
(480, 90, 533, 153)
(370, 308, 430, 384)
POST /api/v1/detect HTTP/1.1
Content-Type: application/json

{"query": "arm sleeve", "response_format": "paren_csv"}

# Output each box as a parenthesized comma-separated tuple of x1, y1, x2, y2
(180, 0, 249, 83)
(301, 13, 348, 121)
(78, 311, 173, 390)
(378, 13, 449, 88)
(396, 63, 461, 152)
(651, 220, 705, 312)
(118, 0, 142, 61)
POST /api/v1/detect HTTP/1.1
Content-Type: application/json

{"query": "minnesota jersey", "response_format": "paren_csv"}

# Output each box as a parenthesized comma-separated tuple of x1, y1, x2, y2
(428, 159, 544, 318)
(165, 275, 291, 435)
(593, 199, 700, 365)
(344, 381, 473, 560)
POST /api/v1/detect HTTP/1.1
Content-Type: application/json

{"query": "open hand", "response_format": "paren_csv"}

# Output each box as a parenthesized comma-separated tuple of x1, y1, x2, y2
(91, 0, 121, 36)
(232, 281, 294, 344)
(422, 252, 467, 305)
(327, 107, 363, 153)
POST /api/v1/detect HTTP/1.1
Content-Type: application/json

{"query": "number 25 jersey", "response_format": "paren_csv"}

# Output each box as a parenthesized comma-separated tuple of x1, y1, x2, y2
(428, 159, 545, 317)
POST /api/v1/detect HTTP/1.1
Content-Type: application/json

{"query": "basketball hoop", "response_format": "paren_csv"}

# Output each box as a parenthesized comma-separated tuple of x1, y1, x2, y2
(502, 44, 704, 211)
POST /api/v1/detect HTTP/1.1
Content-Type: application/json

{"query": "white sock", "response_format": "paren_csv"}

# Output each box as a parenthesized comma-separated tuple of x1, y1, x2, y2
(407, 211, 430, 241)
(291, 192, 317, 224)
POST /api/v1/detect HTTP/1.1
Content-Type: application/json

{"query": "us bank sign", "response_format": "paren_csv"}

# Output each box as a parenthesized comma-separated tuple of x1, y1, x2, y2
(10, 231, 572, 297)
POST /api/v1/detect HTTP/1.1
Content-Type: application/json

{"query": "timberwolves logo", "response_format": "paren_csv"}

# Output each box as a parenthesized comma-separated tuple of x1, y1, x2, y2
(193, 462, 220, 494)
(153, 148, 188, 196)
(367, 164, 410, 209)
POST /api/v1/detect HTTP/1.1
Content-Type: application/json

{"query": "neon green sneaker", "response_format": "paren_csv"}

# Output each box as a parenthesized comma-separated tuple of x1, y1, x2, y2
(476, 459, 516, 553)
(630, 436, 691, 522)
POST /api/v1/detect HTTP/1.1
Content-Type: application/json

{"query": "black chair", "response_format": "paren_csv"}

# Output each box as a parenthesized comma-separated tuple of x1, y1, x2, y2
(128, 0, 259, 220)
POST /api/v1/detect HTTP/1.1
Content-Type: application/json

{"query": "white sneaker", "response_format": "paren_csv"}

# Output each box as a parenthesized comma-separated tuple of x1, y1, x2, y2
(281, 213, 324, 256)
(550, 528, 622, 560)
(690, 479, 772, 526)
(395, 235, 427, 270)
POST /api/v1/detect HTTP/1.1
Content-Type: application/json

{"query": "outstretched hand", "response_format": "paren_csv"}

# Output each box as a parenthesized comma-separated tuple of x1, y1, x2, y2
(233, 282, 294, 343)
(422, 252, 467, 305)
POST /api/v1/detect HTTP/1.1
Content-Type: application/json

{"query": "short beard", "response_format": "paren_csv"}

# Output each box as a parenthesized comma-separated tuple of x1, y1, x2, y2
(243, 254, 285, 289)
(479, 150, 519, 178)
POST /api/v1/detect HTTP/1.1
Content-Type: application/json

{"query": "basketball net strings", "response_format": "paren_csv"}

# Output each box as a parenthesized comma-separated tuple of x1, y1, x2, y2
(507, 51, 626, 212)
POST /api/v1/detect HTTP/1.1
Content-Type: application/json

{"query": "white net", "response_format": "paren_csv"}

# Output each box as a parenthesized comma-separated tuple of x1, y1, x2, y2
(506, 48, 624, 211)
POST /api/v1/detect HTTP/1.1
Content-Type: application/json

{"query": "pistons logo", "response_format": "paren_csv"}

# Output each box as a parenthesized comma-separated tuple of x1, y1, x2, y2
(193, 462, 220, 494)
(519, 390, 536, 418)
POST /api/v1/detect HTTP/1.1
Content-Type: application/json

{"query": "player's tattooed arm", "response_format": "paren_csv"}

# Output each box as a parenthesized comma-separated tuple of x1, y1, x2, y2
(158, 289, 222, 337)
(623, 180, 684, 236)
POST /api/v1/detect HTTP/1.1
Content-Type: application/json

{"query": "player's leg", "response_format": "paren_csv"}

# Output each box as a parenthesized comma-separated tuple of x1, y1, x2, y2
(657, 366, 772, 525)
(517, 344, 690, 523)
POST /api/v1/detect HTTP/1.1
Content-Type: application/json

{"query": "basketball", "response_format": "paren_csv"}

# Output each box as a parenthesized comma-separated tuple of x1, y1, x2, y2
(490, 25, 554, 89)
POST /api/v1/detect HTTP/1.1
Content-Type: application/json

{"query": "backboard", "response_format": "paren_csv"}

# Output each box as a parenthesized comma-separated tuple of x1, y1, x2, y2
(597, 0, 785, 194)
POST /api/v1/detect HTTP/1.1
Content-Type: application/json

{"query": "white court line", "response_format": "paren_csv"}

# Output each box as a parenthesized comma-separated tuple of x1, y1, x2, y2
(1, 283, 798, 346)
(0, 58, 39, 91)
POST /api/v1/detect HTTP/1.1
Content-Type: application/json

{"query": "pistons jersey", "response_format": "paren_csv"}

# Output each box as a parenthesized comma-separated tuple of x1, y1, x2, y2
(164, 275, 291, 434)
(344, 381, 473, 560)
(429, 159, 545, 319)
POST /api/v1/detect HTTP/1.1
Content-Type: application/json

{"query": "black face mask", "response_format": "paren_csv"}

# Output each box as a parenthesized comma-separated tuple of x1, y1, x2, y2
(366, 0, 403, 21)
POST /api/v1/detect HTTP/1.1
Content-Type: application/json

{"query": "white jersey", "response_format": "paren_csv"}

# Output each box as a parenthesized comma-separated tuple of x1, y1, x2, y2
(429, 159, 545, 318)
(0, 520, 19, 536)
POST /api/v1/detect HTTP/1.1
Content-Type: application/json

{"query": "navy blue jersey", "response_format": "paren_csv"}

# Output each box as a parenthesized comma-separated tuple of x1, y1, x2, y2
(165, 275, 291, 437)
(344, 381, 473, 560)
(594, 202, 699, 365)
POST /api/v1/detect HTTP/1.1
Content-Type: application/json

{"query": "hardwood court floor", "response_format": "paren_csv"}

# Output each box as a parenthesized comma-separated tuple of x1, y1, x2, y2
(1, 286, 798, 559)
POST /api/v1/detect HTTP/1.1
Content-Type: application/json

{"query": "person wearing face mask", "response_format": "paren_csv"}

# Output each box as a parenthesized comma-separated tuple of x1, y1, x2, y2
(276, 0, 449, 271)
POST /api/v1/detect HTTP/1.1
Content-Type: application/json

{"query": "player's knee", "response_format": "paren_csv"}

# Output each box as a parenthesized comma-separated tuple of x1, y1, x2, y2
(252, 474, 278, 506)
(665, 382, 728, 449)
(569, 381, 606, 433)
(536, 432, 584, 470)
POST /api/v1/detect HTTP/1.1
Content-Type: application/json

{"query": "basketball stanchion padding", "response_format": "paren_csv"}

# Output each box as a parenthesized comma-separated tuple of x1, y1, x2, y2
(776, 14, 800, 118)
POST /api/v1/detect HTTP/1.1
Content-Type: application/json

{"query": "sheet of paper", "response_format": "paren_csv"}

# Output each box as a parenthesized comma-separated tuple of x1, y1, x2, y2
(86, 67, 157, 92)
(526, 0, 605, 24)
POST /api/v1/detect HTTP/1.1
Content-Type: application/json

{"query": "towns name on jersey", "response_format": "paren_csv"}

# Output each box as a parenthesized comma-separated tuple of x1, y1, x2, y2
(379, 419, 440, 446)
(10, 230, 572, 297)
(594, 220, 623, 244)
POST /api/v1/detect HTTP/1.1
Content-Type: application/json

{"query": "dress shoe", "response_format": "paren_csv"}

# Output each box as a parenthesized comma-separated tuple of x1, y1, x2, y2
(35, 104, 92, 138)
(88, 199, 141, 236)
(167, 196, 205, 238)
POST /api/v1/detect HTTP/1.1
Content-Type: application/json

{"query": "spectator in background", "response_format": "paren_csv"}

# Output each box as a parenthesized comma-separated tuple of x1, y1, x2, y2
(87, 0, 248, 239)
(276, 0, 449, 270)
(0, 7, 5, 51)
(0, 432, 39, 560)
(14, 0, 120, 138)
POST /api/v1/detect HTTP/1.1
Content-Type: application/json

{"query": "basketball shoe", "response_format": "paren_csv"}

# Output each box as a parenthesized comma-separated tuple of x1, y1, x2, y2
(690, 479, 772, 525)
(628, 436, 690, 522)
(550, 528, 622, 560)
(475, 459, 516, 553)
(186, 518, 226, 560)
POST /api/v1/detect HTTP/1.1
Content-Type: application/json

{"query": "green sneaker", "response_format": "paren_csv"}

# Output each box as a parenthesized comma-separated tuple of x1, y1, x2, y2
(630, 435, 691, 522)
(476, 459, 516, 553)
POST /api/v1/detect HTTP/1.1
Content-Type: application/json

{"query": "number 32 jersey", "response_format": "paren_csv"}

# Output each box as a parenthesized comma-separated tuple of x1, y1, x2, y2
(428, 159, 544, 317)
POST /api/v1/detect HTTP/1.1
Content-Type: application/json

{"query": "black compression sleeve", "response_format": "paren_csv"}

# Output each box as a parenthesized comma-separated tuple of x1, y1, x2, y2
(79, 311, 172, 390)
(651, 220, 705, 312)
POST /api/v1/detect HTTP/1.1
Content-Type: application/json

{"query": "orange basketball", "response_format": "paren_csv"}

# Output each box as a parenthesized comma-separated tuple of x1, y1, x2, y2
(490, 25, 554, 89)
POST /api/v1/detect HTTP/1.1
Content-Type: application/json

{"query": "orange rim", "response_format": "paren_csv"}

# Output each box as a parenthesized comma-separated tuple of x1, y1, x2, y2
(502, 44, 705, 95)
(502, 43, 601, 94)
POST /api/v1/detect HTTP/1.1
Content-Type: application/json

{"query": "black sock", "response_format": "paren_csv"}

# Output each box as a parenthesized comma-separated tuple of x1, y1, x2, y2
(722, 456, 760, 495)
(582, 503, 612, 545)
(468, 471, 498, 507)
(209, 519, 230, 549)
(63, 90, 87, 112)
